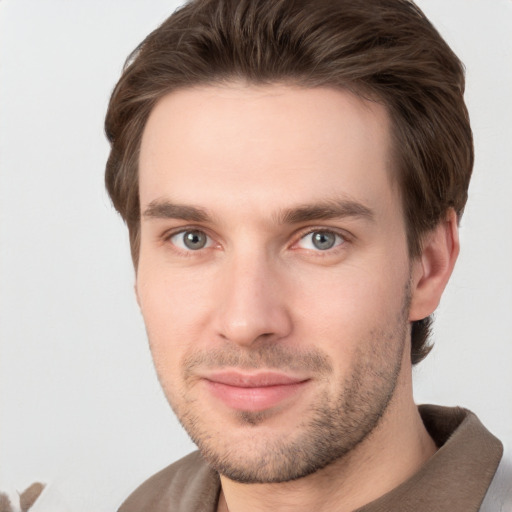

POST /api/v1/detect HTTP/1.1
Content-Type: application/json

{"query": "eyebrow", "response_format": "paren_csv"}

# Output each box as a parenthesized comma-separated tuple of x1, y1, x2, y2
(142, 198, 374, 224)
(276, 199, 375, 224)
(143, 200, 210, 222)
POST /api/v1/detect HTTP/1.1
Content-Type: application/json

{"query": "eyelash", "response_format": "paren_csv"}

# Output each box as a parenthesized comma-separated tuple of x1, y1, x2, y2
(162, 226, 350, 255)
(291, 227, 348, 254)
(162, 226, 216, 256)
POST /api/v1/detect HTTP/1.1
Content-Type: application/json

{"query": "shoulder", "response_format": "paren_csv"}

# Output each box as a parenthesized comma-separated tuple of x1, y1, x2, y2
(480, 448, 512, 512)
(118, 451, 220, 512)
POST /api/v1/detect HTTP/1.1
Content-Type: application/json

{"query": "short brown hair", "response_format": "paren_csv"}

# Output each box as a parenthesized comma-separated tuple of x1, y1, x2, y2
(105, 0, 473, 364)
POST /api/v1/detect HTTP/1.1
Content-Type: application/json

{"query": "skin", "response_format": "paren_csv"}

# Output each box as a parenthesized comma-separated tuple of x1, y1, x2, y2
(136, 84, 459, 512)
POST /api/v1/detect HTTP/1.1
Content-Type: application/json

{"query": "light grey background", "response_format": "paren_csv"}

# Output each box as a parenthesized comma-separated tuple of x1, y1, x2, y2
(1, 1, 511, 510)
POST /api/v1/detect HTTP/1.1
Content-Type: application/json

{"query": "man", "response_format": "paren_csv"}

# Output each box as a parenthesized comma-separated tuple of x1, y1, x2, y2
(104, 0, 505, 510)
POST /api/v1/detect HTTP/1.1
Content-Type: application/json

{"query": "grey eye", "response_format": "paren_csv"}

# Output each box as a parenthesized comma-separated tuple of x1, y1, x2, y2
(183, 230, 207, 250)
(312, 232, 336, 250)
(171, 230, 210, 250)
(297, 230, 344, 251)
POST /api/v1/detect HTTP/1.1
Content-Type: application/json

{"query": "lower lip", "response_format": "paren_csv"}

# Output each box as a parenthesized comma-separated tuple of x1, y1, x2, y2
(205, 380, 308, 412)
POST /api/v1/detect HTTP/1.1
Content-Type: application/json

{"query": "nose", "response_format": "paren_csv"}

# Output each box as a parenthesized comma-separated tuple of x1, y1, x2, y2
(213, 252, 293, 347)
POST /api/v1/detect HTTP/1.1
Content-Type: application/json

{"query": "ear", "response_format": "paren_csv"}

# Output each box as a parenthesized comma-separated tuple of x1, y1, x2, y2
(409, 208, 460, 321)
(134, 282, 142, 309)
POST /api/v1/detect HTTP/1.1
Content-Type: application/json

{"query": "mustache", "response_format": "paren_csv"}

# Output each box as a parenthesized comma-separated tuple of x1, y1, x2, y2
(183, 343, 333, 377)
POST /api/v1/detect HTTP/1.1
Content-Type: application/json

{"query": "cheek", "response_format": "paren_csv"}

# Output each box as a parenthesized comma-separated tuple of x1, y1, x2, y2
(136, 267, 214, 370)
(291, 260, 409, 362)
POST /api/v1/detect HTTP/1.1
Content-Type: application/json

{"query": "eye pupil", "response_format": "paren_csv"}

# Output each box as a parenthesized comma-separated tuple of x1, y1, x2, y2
(312, 231, 336, 250)
(183, 230, 207, 250)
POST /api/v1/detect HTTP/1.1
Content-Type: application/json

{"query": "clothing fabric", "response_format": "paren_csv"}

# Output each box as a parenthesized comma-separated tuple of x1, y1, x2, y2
(118, 405, 504, 512)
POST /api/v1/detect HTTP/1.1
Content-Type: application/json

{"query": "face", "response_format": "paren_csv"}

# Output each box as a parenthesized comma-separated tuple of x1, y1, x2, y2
(136, 84, 414, 483)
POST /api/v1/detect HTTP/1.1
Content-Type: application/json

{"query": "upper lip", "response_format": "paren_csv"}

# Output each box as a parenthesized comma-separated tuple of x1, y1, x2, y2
(203, 371, 309, 388)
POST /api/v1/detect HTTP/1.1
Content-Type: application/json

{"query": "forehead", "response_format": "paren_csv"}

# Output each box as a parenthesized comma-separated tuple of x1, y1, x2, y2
(138, 83, 398, 220)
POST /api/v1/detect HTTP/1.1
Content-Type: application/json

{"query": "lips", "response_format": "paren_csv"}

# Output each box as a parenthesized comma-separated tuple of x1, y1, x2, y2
(202, 371, 309, 412)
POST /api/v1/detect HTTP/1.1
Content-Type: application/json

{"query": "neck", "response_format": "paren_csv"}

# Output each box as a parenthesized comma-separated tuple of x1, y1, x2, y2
(217, 355, 436, 512)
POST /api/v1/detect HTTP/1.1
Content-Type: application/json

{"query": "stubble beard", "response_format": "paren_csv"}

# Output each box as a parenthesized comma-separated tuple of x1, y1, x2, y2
(156, 291, 410, 484)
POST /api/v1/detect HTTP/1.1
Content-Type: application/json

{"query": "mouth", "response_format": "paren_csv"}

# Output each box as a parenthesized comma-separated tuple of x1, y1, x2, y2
(202, 371, 310, 412)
